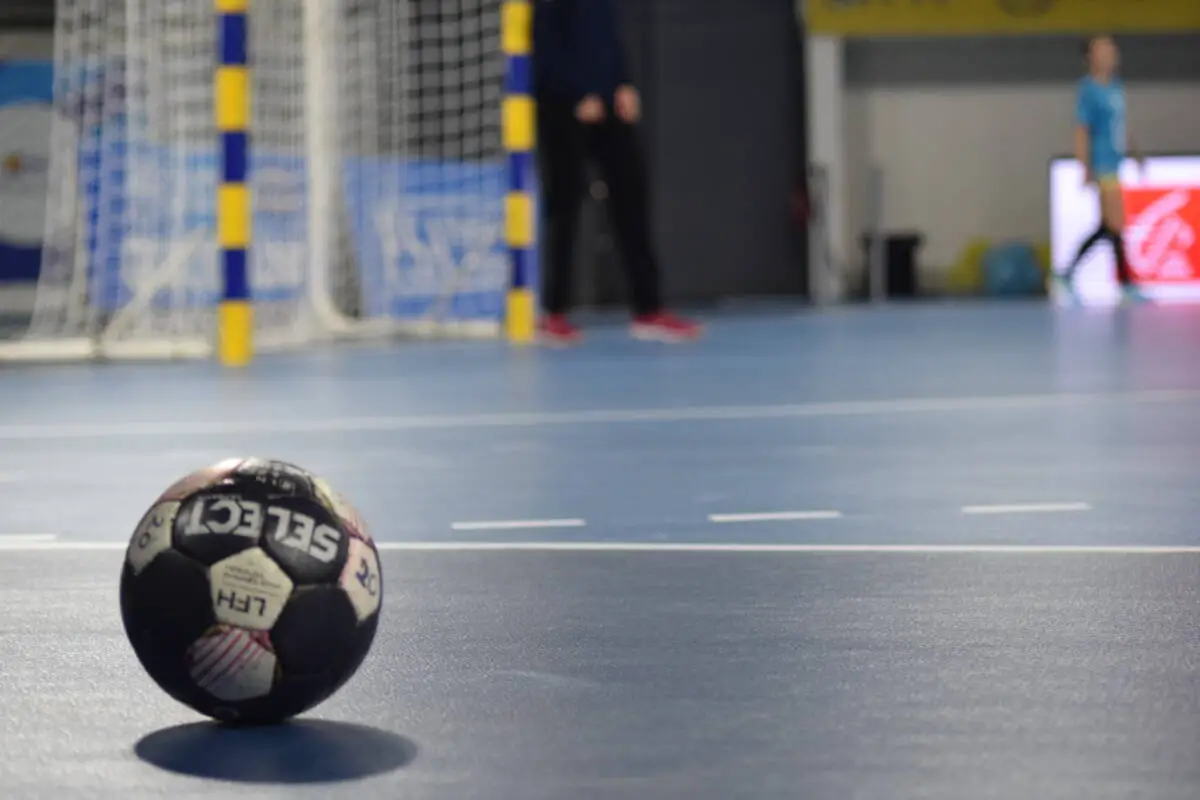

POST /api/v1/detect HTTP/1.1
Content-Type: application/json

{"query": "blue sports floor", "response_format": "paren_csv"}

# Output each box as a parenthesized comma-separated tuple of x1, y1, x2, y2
(1, 301, 1199, 798)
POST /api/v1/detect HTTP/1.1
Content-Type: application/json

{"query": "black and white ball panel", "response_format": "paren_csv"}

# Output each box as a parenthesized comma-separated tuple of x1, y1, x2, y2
(120, 550, 217, 710)
(312, 474, 372, 541)
(184, 625, 279, 703)
(272, 586, 363, 676)
(171, 489, 350, 586)
(259, 499, 349, 586)
(153, 458, 243, 502)
(172, 492, 266, 566)
(125, 500, 179, 577)
(208, 548, 294, 631)
(341, 536, 383, 622)
(233, 458, 321, 502)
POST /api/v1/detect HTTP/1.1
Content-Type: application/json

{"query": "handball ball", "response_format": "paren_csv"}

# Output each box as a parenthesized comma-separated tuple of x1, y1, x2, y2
(119, 458, 382, 725)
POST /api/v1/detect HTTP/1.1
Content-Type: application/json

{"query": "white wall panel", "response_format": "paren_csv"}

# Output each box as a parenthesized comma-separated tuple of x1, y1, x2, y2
(835, 34, 1200, 288)
(805, 35, 848, 301)
(846, 82, 1200, 282)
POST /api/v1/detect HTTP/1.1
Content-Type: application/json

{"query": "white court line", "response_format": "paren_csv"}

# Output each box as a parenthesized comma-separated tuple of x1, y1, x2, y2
(450, 518, 586, 532)
(962, 503, 1092, 515)
(0, 534, 57, 544)
(709, 510, 842, 523)
(1, 540, 1198, 554)
(370, 542, 1200, 554)
(0, 388, 1197, 440)
(0, 541, 125, 551)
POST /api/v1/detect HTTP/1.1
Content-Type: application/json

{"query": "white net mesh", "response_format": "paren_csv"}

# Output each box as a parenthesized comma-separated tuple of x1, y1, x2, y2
(334, 0, 507, 336)
(0, 0, 507, 361)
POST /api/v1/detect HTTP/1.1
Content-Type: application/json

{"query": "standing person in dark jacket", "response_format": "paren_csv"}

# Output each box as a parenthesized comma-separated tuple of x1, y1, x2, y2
(532, 0, 701, 345)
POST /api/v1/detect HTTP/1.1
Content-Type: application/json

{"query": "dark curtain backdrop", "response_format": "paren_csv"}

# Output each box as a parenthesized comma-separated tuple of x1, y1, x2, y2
(0, 0, 52, 28)
(577, 0, 808, 308)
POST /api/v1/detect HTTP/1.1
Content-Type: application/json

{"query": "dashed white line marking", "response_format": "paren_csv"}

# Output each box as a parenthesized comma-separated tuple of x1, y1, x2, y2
(708, 510, 843, 523)
(450, 518, 587, 532)
(961, 503, 1092, 515)
(0, 534, 57, 545)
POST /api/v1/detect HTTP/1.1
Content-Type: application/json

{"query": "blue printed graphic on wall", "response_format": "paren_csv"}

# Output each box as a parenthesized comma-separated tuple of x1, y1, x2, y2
(81, 144, 310, 311)
(341, 159, 508, 322)
(63, 59, 310, 312)
(8, 58, 511, 323)
(0, 61, 53, 285)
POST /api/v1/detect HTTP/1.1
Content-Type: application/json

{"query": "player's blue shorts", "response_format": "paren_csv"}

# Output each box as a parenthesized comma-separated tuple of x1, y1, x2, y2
(1091, 159, 1121, 188)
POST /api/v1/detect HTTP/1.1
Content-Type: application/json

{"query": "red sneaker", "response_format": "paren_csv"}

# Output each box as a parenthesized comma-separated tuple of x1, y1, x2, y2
(630, 311, 702, 342)
(538, 314, 583, 346)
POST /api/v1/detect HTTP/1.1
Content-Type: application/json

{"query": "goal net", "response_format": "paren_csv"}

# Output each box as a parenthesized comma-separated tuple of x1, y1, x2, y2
(0, 0, 509, 361)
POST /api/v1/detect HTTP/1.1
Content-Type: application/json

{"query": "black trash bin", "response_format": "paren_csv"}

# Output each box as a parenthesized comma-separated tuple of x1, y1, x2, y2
(859, 232, 923, 299)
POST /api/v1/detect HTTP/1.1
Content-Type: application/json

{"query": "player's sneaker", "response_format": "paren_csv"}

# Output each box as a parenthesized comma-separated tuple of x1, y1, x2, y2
(1051, 274, 1080, 305)
(538, 314, 583, 346)
(1120, 284, 1149, 304)
(630, 311, 702, 342)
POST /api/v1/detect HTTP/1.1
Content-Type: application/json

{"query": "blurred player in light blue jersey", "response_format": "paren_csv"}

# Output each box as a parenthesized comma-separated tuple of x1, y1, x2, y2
(1057, 35, 1146, 303)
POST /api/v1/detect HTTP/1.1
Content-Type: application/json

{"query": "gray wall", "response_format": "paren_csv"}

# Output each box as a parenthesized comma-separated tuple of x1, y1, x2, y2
(0, 30, 51, 58)
(845, 33, 1200, 86)
(576, 0, 807, 309)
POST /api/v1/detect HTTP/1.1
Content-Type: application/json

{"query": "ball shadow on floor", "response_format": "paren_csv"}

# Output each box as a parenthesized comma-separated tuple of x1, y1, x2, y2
(134, 719, 418, 784)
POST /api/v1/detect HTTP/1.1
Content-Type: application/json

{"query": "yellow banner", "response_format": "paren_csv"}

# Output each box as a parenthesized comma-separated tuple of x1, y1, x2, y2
(805, 0, 1200, 37)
